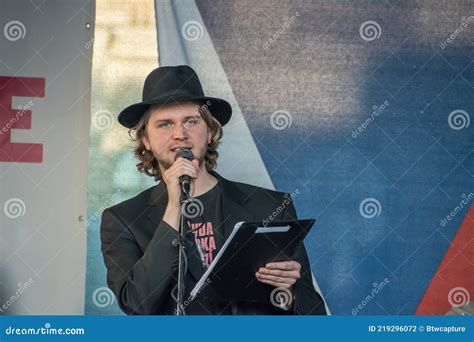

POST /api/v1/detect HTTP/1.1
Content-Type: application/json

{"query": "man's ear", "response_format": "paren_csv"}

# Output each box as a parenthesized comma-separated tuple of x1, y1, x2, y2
(207, 129, 211, 144)
(142, 135, 151, 150)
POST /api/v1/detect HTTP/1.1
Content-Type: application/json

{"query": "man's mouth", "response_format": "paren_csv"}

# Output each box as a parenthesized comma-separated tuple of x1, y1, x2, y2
(170, 147, 192, 152)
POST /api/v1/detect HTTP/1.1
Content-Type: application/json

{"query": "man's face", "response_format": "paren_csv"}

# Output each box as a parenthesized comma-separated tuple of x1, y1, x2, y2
(141, 102, 211, 172)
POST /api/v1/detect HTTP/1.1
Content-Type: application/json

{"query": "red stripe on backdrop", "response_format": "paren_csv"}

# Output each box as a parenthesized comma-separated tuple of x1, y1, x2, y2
(416, 204, 474, 315)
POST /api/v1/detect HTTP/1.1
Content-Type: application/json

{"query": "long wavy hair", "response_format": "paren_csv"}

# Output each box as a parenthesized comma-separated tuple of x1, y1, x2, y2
(129, 101, 224, 181)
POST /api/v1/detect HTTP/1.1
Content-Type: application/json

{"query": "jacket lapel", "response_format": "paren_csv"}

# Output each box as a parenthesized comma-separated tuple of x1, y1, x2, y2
(146, 180, 168, 227)
(210, 171, 256, 239)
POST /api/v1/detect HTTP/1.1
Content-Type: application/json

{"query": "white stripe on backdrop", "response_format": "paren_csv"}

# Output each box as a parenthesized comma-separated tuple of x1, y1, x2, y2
(154, 0, 330, 314)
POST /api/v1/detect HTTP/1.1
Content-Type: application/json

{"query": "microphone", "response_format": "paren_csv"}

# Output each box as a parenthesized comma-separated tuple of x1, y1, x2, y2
(174, 148, 195, 196)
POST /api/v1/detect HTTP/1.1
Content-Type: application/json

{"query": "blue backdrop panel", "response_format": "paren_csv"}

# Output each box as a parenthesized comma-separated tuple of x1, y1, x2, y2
(196, 0, 473, 314)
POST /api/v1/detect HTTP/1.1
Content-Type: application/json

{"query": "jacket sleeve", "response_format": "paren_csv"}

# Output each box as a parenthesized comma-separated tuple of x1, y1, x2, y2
(282, 197, 327, 315)
(100, 207, 180, 314)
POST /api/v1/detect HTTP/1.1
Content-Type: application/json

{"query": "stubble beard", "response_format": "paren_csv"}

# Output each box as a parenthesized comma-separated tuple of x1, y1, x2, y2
(156, 147, 206, 173)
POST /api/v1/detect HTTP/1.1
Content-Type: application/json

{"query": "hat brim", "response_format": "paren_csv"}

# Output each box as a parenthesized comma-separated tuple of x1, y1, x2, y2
(117, 94, 232, 129)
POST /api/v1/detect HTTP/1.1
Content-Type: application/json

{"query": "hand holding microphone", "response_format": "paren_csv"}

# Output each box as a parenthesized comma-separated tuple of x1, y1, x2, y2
(162, 149, 199, 231)
(174, 149, 195, 197)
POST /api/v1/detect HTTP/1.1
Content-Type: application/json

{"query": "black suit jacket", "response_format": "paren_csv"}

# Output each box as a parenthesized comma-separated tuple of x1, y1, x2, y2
(100, 171, 326, 315)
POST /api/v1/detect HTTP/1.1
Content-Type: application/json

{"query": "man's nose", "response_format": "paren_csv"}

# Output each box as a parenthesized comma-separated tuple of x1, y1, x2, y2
(172, 124, 186, 139)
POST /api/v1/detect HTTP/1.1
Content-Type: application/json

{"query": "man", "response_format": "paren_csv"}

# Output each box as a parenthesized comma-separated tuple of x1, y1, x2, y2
(100, 65, 326, 315)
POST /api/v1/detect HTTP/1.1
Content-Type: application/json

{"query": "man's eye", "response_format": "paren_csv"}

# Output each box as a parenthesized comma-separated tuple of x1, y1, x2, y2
(185, 118, 197, 126)
(159, 122, 171, 128)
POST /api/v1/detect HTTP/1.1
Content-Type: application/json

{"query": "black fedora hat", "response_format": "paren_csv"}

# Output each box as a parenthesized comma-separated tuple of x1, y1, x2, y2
(118, 65, 232, 128)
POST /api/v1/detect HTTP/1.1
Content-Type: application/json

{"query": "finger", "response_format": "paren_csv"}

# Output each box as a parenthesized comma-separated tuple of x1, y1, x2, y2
(256, 273, 296, 285)
(266, 261, 296, 271)
(276, 261, 300, 271)
(180, 167, 199, 178)
(256, 278, 292, 289)
(293, 261, 301, 271)
(259, 268, 300, 279)
(165, 171, 195, 185)
(172, 158, 198, 171)
(259, 267, 294, 277)
(191, 159, 200, 169)
(266, 261, 291, 270)
(171, 165, 198, 178)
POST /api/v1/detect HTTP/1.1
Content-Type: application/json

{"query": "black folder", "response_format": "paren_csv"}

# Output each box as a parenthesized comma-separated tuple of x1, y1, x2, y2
(190, 219, 316, 302)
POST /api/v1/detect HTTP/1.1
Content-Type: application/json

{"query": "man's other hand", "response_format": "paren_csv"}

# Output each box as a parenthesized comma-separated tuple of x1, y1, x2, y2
(255, 261, 301, 289)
